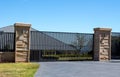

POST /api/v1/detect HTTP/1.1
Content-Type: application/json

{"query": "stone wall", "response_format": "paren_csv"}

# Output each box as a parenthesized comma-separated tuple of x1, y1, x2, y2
(0, 52, 15, 62)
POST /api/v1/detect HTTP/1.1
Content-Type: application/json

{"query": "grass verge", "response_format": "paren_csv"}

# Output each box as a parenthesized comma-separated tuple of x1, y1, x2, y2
(0, 63, 39, 77)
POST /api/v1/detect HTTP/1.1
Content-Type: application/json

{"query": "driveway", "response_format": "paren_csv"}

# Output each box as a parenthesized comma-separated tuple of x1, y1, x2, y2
(35, 61, 120, 77)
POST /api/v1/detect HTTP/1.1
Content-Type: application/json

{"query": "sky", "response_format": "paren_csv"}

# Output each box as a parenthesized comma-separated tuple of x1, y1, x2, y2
(0, 0, 120, 33)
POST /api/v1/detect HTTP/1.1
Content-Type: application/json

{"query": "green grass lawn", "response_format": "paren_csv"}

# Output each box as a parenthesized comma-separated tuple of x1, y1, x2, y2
(0, 63, 39, 77)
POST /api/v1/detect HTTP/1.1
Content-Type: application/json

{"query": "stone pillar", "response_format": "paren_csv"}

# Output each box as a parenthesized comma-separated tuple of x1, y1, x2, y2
(94, 28, 112, 61)
(14, 23, 31, 62)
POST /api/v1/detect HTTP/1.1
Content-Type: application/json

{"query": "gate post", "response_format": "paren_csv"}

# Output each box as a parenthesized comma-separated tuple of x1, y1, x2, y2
(14, 23, 31, 62)
(94, 28, 112, 61)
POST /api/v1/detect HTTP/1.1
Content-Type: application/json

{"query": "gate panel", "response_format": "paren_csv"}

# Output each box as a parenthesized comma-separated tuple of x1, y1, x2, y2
(111, 32, 120, 59)
(30, 31, 94, 61)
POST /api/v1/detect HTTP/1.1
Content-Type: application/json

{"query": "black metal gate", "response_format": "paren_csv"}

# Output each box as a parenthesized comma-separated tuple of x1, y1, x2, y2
(111, 32, 120, 59)
(30, 31, 94, 61)
(0, 32, 15, 52)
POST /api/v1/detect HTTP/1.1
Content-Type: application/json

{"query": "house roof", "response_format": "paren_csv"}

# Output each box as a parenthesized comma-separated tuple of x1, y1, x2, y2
(0, 26, 76, 51)
(0, 25, 37, 32)
(31, 31, 76, 50)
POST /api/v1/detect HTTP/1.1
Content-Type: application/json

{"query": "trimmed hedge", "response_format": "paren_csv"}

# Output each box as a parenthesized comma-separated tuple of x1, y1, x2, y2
(42, 55, 59, 60)
(42, 54, 93, 61)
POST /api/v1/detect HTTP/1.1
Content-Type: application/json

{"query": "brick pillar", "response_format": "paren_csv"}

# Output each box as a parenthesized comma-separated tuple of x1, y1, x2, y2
(14, 23, 31, 62)
(94, 28, 112, 61)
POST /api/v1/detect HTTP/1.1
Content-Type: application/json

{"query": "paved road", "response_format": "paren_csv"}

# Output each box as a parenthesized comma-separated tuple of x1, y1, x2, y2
(35, 61, 120, 77)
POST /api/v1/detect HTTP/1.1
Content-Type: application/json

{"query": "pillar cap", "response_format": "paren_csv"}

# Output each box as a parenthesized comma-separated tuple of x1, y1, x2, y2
(14, 23, 31, 27)
(94, 27, 112, 31)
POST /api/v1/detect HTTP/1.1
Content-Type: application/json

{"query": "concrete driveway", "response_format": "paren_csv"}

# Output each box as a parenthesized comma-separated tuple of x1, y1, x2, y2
(35, 61, 120, 77)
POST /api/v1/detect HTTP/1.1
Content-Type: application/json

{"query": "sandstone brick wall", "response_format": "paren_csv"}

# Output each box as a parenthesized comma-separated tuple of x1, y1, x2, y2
(15, 51, 29, 62)
(0, 52, 15, 62)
